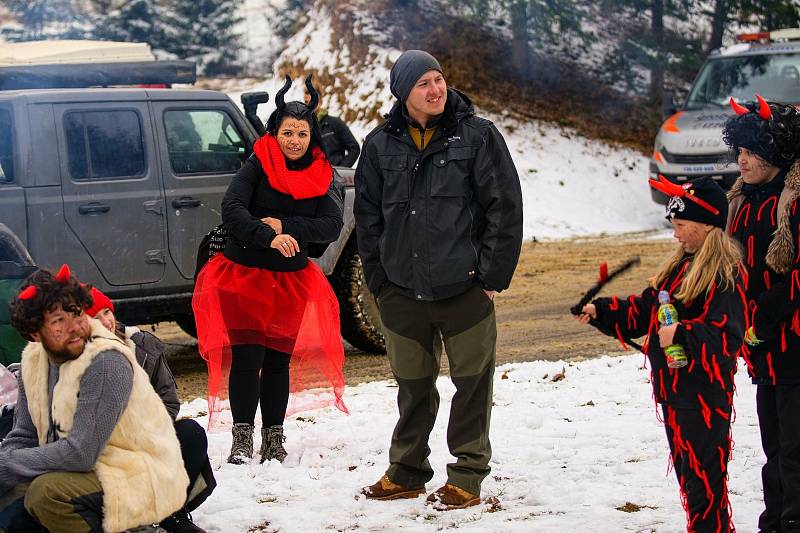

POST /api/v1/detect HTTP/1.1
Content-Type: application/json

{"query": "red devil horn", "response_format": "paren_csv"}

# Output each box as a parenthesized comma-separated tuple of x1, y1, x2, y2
(648, 174, 687, 197)
(18, 285, 38, 300)
(54, 264, 71, 283)
(598, 262, 609, 283)
(756, 94, 772, 120)
(729, 97, 750, 116)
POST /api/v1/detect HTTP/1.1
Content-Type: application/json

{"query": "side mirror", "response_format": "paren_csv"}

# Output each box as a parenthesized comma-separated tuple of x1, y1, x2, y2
(662, 90, 678, 119)
(241, 92, 269, 137)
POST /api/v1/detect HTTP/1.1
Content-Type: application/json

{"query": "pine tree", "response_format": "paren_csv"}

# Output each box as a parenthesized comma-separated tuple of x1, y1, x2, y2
(2, 0, 81, 41)
(94, 0, 164, 49)
(450, 0, 587, 80)
(160, 0, 244, 75)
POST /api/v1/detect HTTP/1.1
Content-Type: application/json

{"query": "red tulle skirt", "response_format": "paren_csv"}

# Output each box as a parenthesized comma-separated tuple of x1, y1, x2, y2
(192, 254, 348, 428)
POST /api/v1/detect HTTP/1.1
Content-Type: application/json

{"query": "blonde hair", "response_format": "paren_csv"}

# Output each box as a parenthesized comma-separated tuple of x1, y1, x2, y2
(650, 227, 742, 304)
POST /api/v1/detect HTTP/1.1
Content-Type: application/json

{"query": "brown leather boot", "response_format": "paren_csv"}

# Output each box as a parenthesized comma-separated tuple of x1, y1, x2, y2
(426, 483, 481, 510)
(359, 475, 425, 500)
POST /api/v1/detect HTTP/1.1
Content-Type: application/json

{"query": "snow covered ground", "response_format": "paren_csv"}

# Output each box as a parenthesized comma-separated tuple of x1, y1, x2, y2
(183, 354, 764, 532)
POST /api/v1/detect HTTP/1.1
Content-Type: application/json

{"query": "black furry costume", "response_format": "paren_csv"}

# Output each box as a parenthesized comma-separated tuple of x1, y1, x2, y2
(725, 98, 800, 533)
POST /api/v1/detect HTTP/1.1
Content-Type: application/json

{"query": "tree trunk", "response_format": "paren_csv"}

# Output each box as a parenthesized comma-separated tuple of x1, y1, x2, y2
(510, 0, 531, 79)
(650, 0, 664, 104)
(706, 0, 727, 54)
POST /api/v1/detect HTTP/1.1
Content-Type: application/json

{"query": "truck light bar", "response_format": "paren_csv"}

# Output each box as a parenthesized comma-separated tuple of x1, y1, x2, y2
(736, 28, 800, 43)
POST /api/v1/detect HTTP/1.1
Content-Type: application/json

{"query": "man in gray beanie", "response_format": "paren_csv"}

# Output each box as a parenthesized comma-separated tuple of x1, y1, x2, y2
(354, 49, 523, 510)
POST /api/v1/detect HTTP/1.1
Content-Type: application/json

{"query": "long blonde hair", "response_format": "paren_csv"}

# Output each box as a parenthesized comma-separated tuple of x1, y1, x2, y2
(650, 227, 742, 304)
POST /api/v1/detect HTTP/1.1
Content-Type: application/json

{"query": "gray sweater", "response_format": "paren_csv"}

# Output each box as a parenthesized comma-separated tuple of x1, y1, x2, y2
(0, 350, 132, 492)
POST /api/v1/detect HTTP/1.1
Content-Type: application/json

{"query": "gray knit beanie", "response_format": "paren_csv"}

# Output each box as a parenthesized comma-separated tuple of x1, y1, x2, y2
(389, 50, 443, 103)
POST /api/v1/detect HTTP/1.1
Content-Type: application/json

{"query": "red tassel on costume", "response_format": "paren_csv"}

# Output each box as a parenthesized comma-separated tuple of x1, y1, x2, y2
(609, 296, 619, 311)
(731, 203, 750, 233)
(767, 352, 776, 385)
(54, 264, 71, 283)
(781, 323, 787, 353)
(791, 270, 800, 301)
(757, 196, 777, 225)
(698, 394, 712, 429)
(614, 323, 629, 350)
(792, 310, 800, 336)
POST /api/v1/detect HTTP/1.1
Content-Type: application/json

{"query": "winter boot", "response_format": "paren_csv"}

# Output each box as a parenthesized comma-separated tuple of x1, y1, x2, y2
(426, 483, 481, 510)
(360, 474, 425, 500)
(227, 423, 254, 464)
(259, 425, 288, 463)
(159, 509, 206, 533)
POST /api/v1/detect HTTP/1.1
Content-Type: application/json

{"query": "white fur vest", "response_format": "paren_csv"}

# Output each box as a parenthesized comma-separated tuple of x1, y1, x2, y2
(20, 318, 188, 532)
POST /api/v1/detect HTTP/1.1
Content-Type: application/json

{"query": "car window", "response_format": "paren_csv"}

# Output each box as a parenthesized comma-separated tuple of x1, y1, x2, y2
(687, 52, 800, 109)
(164, 110, 246, 175)
(0, 109, 14, 183)
(64, 110, 146, 181)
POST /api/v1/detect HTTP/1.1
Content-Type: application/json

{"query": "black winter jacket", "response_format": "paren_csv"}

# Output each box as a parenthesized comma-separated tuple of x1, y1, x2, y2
(354, 88, 523, 301)
(122, 326, 180, 421)
(221, 153, 344, 272)
(318, 113, 360, 167)
(729, 168, 800, 384)
(593, 256, 746, 409)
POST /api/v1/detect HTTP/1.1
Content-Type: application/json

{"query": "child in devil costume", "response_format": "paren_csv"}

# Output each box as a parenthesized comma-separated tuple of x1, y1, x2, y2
(724, 96, 800, 533)
(577, 176, 746, 533)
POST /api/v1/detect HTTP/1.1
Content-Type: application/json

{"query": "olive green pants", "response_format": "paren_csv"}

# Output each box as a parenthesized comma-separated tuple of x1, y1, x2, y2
(0, 472, 103, 533)
(379, 283, 496, 495)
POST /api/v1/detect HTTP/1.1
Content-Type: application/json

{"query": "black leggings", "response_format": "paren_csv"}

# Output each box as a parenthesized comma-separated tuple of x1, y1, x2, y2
(229, 344, 291, 427)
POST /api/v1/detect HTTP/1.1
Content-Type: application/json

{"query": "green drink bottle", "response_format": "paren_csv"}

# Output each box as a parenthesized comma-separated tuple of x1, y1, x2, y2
(657, 290, 688, 369)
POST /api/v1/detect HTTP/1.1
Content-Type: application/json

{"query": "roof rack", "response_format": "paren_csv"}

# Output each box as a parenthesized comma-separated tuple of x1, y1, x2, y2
(0, 60, 197, 90)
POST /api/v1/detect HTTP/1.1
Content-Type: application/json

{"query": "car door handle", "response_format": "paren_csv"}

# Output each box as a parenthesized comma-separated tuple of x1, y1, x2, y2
(78, 202, 110, 215)
(172, 197, 202, 209)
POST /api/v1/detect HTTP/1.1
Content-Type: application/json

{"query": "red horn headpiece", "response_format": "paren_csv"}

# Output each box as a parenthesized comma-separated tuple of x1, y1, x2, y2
(756, 94, 772, 120)
(54, 264, 71, 283)
(729, 97, 749, 116)
(18, 285, 38, 300)
(648, 175, 720, 215)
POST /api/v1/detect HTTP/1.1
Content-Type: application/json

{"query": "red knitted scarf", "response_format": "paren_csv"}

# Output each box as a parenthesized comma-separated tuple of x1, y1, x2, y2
(253, 135, 332, 200)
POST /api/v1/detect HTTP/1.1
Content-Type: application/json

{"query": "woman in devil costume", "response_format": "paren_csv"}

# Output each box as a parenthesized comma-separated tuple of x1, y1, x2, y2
(192, 75, 348, 465)
(577, 176, 746, 533)
(724, 96, 800, 533)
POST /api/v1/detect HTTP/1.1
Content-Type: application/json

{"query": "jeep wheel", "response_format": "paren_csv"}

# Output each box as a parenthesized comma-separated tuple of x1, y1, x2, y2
(330, 239, 386, 354)
(174, 313, 197, 338)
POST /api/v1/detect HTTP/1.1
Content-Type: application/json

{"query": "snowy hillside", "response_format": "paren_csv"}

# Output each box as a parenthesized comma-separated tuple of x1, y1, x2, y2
(221, 3, 666, 241)
(183, 355, 764, 532)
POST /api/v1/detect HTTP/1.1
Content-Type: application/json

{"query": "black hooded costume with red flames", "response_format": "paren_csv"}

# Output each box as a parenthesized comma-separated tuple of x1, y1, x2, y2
(192, 79, 348, 426)
(724, 97, 800, 533)
(589, 177, 747, 533)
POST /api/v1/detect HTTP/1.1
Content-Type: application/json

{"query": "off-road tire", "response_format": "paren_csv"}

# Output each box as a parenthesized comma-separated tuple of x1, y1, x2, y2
(330, 239, 385, 354)
(174, 313, 198, 338)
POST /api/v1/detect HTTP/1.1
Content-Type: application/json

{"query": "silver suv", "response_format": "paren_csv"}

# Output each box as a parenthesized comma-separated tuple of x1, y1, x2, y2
(0, 51, 384, 354)
(651, 28, 800, 203)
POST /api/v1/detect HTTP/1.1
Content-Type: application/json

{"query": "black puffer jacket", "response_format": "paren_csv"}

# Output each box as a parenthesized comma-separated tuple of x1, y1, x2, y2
(593, 256, 746, 409)
(729, 164, 800, 384)
(318, 112, 360, 167)
(221, 153, 344, 272)
(354, 88, 523, 301)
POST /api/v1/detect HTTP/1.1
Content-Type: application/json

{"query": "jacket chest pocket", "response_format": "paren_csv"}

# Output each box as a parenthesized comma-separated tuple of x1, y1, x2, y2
(378, 154, 410, 204)
(430, 146, 477, 197)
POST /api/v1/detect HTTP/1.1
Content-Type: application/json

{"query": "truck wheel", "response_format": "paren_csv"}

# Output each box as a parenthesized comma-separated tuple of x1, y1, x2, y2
(174, 313, 197, 338)
(330, 240, 386, 354)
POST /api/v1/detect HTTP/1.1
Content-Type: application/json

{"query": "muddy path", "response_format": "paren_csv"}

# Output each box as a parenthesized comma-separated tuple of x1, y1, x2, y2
(155, 233, 674, 403)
